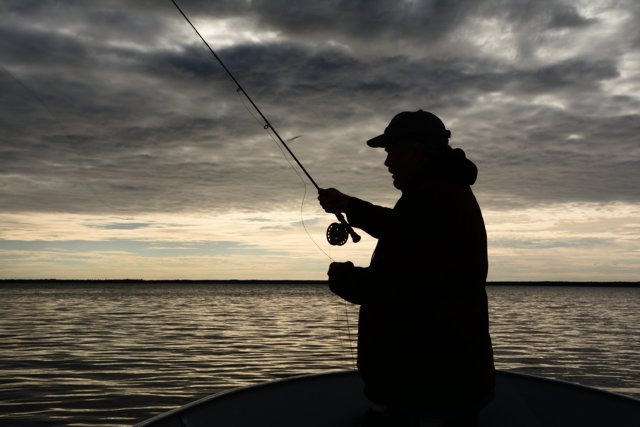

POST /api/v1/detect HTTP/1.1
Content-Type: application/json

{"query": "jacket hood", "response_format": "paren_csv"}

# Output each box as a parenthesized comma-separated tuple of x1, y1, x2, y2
(420, 147, 478, 186)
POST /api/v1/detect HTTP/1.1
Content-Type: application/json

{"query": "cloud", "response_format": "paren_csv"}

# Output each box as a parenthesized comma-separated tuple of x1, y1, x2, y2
(1, 0, 639, 279)
(2, 1, 638, 216)
(90, 222, 151, 230)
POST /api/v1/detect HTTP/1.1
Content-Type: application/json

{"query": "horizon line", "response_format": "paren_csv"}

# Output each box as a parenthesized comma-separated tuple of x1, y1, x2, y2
(1, 279, 639, 287)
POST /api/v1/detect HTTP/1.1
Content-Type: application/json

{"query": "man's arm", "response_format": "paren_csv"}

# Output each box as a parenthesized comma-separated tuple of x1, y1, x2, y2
(318, 188, 393, 239)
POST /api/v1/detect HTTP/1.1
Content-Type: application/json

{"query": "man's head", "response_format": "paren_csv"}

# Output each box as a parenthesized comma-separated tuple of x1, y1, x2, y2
(367, 110, 451, 190)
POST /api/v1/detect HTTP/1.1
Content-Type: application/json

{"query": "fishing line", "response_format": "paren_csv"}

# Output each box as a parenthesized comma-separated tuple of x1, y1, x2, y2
(235, 89, 337, 262)
(339, 303, 358, 370)
(237, 89, 357, 369)
(170, 0, 360, 247)
(172, 0, 358, 370)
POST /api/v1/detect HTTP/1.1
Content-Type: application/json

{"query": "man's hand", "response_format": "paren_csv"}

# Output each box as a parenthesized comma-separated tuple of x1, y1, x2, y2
(328, 261, 360, 303)
(327, 261, 354, 283)
(318, 188, 351, 214)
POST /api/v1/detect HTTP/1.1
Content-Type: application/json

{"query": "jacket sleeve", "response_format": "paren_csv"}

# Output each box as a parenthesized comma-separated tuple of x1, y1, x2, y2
(331, 189, 463, 305)
(345, 197, 394, 239)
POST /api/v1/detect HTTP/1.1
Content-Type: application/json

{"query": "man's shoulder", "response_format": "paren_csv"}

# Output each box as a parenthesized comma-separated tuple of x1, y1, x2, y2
(404, 180, 472, 202)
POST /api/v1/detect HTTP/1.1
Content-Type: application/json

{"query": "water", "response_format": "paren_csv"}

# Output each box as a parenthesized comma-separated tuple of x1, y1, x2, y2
(0, 282, 638, 426)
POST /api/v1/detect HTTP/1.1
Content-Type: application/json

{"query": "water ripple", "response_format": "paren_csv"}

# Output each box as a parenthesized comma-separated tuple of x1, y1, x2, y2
(0, 282, 638, 426)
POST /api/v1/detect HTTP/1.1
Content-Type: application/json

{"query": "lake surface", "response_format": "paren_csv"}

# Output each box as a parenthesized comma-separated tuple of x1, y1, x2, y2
(0, 282, 638, 426)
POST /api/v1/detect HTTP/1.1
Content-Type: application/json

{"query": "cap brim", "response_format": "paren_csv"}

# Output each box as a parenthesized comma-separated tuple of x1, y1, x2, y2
(366, 134, 387, 148)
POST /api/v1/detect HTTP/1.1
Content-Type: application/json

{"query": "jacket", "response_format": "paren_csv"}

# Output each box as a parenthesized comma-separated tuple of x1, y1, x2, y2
(330, 148, 495, 408)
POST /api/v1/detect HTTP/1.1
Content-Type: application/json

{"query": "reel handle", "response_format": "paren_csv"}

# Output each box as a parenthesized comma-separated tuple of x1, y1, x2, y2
(335, 212, 361, 243)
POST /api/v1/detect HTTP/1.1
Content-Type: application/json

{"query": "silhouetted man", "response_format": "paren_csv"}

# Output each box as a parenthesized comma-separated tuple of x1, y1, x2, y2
(318, 110, 495, 426)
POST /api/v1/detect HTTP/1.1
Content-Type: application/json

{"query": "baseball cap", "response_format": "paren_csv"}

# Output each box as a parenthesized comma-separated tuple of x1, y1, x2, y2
(366, 110, 451, 148)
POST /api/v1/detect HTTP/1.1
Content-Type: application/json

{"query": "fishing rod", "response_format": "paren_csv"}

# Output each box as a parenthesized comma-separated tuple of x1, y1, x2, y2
(171, 0, 360, 246)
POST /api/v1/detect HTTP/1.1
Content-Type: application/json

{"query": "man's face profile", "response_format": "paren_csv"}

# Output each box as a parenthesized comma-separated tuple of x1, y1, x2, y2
(384, 142, 425, 190)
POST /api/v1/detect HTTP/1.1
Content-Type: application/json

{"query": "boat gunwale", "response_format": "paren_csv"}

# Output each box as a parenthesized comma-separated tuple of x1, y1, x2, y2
(134, 369, 640, 426)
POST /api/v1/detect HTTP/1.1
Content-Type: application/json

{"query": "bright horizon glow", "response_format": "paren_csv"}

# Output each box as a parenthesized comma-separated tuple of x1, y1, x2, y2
(1, 201, 638, 281)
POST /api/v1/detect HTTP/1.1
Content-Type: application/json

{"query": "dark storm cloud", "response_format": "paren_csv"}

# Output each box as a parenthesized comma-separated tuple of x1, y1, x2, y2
(1, 0, 638, 215)
(166, 0, 597, 53)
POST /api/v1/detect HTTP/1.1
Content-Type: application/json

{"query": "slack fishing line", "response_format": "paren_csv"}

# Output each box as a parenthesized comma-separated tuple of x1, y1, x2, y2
(235, 91, 338, 262)
(170, 0, 361, 247)
(171, 1, 358, 369)
(239, 87, 357, 369)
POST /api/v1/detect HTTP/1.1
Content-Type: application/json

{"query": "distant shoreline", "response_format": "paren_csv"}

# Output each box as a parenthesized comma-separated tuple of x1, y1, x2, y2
(1, 279, 639, 287)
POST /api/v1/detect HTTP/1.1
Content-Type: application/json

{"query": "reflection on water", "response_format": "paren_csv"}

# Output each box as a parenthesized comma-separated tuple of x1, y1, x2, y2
(489, 285, 640, 397)
(0, 282, 638, 426)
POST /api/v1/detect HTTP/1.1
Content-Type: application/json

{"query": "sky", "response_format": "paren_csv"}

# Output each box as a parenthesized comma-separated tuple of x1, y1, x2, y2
(1, 0, 639, 281)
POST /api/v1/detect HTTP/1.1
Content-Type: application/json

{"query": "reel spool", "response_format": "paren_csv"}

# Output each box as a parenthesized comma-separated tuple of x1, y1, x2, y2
(326, 222, 349, 246)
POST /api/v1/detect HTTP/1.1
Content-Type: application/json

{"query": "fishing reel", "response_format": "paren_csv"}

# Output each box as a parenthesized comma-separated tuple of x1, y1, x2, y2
(326, 222, 349, 246)
(326, 216, 361, 246)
